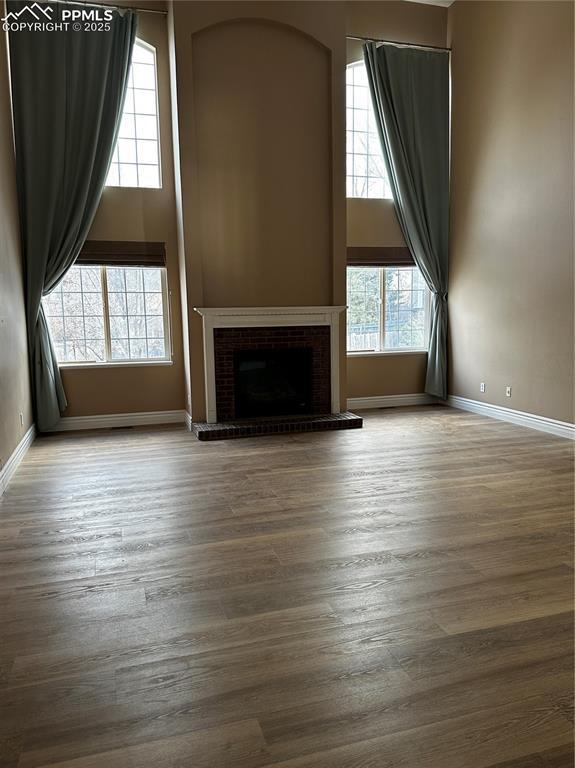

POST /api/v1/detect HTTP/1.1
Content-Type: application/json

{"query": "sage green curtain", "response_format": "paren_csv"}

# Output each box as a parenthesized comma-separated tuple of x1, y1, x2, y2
(8, 1, 137, 431)
(363, 42, 450, 399)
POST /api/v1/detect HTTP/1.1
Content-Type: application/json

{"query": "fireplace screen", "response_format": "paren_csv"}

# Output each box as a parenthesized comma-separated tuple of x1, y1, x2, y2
(234, 347, 313, 418)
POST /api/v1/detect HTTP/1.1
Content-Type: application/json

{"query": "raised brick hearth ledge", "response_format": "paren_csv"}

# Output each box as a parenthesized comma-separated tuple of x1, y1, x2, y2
(191, 412, 363, 441)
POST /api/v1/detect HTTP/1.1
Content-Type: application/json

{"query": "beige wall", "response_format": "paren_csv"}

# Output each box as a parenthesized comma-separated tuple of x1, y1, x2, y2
(347, 352, 427, 399)
(0, 21, 33, 467)
(448, 0, 574, 423)
(346, 0, 447, 399)
(62, 8, 186, 417)
(170, 1, 347, 421)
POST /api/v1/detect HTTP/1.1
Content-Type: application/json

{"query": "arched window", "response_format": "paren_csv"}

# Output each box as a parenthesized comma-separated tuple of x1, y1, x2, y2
(106, 39, 161, 188)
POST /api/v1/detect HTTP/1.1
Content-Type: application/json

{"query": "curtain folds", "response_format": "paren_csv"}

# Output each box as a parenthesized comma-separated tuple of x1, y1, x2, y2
(363, 42, 450, 399)
(8, 2, 137, 431)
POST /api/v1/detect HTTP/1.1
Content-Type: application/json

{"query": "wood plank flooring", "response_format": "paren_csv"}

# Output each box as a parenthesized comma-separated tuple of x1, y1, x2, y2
(0, 405, 573, 767)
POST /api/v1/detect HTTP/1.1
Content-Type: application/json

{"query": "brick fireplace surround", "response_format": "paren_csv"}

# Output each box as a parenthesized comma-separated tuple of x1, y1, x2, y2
(192, 307, 362, 440)
(214, 325, 331, 422)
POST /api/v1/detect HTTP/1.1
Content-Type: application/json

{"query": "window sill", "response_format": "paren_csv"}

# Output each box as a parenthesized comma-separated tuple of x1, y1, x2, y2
(104, 185, 163, 191)
(346, 195, 394, 202)
(59, 360, 173, 370)
(347, 349, 428, 358)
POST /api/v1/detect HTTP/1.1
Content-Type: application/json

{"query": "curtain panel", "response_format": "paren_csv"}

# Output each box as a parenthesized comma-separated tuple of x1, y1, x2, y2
(8, 1, 137, 431)
(363, 42, 450, 399)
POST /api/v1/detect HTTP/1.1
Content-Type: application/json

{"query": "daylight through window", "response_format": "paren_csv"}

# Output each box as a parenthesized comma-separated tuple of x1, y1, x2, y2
(106, 39, 161, 189)
(347, 266, 430, 352)
(43, 266, 170, 364)
(346, 61, 392, 199)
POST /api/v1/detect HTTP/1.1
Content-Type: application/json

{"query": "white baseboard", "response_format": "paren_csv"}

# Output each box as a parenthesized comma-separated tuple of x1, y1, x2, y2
(447, 396, 575, 440)
(0, 424, 36, 496)
(347, 393, 435, 411)
(52, 410, 187, 432)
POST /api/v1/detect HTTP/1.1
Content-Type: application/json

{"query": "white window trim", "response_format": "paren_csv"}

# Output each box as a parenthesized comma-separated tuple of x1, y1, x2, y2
(59, 360, 174, 370)
(347, 349, 428, 358)
(346, 266, 431, 355)
(46, 265, 172, 367)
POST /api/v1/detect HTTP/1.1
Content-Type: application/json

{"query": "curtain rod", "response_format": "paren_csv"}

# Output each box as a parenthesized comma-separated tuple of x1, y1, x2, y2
(347, 35, 450, 53)
(50, 0, 167, 15)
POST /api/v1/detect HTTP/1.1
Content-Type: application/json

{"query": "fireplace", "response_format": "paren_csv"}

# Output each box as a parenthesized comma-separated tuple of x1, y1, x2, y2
(214, 325, 331, 422)
(234, 347, 313, 418)
(192, 306, 362, 438)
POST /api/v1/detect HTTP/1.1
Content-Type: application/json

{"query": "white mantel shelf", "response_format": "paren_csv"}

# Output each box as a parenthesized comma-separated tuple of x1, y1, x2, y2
(194, 306, 346, 424)
(194, 306, 346, 317)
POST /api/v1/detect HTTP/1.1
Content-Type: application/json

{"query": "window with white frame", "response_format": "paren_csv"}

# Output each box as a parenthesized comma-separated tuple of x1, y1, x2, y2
(106, 39, 161, 189)
(347, 266, 430, 352)
(43, 265, 170, 364)
(346, 61, 392, 200)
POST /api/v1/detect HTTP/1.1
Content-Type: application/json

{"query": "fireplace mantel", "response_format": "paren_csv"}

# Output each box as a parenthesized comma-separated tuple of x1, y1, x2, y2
(194, 306, 346, 424)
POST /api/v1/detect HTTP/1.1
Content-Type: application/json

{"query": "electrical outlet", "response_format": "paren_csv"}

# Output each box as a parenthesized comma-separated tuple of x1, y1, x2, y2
(480, 382, 485, 393)
(506, 386, 512, 398)
(19, 412, 24, 427)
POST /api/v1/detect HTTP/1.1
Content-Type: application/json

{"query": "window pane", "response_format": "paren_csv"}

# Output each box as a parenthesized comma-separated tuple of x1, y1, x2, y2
(145, 292, 163, 314)
(127, 293, 145, 315)
(132, 41, 154, 65)
(129, 339, 147, 359)
(128, 316, 147, 338)
(143, 268, 161, 291)
(43, 267, 106, 363)
(148, 339, 165, 358)
(136, 139, 158, 165)
(146, 315, 164, 338)
(135, 114, 157, 140)
(81, 267, 101, 292)
(109, 316, 128, 338)
(132, 63, 155, 90)
(84, 316, 105, 339)
(108, 292, 127, 315)
(63, 293, 83, 316)
(107, 268, 126, 292)
(107, 267, 169, 362)
(346, 61, 392, 200)
(83, 292, 103, 316)
(125, 269, 143, 292)
(118, 114, 136, 139)
(137, 165, 160, 188)
(133, 88, 156, 115)
(111, 339, 129, 360)
(382, 267, 429, 350)
(119, 163, 138, 187)
(118, 138, 137, 163)
(346, 266, 382, 352)
(105, 39, 161, 189)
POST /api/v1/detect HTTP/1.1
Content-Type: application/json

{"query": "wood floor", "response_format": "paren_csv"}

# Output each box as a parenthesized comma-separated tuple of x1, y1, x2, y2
(0, 405, 573, 768)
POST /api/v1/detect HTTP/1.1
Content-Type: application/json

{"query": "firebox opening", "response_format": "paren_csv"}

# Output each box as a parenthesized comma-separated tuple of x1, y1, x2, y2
(234, 347, 313, 418)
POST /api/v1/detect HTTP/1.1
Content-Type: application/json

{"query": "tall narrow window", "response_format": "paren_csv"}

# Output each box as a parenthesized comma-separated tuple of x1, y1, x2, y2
(346, 61, 392, 199)
(106, 39, 161, 189)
